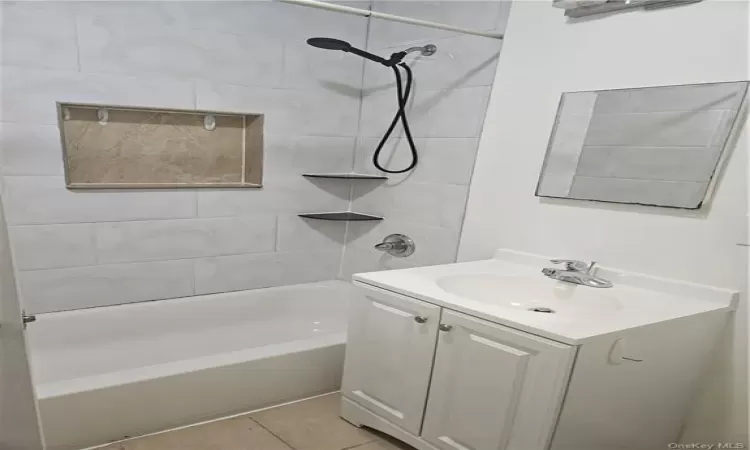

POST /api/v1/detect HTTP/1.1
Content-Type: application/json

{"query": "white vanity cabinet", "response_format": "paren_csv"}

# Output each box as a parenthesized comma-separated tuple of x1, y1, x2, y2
(341, 282, 576, 450)
(340, 251, 734, 450)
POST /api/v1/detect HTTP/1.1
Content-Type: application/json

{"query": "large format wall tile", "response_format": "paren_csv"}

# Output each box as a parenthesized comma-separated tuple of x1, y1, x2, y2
(352, 181, 468, 230)
(360, 86, 491, 138)
(367, 1, 506, 48)
(193, 250, 342, 295)
(9, 224, 97, 271)
(1, 67, 195, 125)
(1, 2, 79, 70)
(264, 135, 356, 179)
(282, 43, 366, 90)
(76, 14, 284, 87)
(19, 260, 195, 313)
(354, 137, 479, 185)
(197, 178, 350, 217)
(276, 215, 347, 251)
(196, 82, 361, 137)
(345, 218, 459, 267)
(3, 176, 196, 225)
(0, 124, 65, 176)
(94, 217, 277, 264)
(363, 34, 502, 92)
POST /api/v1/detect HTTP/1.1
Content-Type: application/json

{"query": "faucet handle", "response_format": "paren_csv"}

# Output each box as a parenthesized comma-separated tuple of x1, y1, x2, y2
(550, 259, 595, 273)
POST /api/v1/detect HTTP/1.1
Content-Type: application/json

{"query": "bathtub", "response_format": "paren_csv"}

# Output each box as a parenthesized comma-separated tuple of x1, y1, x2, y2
(27, 280, 351, 450)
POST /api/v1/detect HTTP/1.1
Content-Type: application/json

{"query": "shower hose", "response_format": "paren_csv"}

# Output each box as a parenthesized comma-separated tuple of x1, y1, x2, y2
(372, 63, 418, 174)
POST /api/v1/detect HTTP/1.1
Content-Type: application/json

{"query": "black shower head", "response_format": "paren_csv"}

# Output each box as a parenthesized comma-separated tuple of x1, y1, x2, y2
(307, 36, 390, 66)
(306, 37, 352, 51)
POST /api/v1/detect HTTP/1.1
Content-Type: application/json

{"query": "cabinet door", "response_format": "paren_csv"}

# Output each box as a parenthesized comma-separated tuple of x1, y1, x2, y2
(422, 310, 575, 450)
(342, 284, 441, 435)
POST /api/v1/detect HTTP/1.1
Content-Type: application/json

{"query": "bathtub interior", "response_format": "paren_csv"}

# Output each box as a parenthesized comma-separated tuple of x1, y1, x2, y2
(28, 280, 351, 398)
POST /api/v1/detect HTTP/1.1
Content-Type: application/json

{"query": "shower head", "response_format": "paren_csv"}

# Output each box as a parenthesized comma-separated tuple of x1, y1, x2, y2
(306, 37, 352, 51)
(306, 36, 437, 67)
(307, 36, 389, 65)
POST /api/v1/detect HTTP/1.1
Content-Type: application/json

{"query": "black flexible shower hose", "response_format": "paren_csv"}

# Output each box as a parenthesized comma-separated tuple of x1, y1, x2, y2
(372, 63, 418, 173)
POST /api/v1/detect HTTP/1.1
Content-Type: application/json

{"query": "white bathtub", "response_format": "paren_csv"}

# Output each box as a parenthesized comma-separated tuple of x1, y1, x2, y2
(27, 280, 351, 450)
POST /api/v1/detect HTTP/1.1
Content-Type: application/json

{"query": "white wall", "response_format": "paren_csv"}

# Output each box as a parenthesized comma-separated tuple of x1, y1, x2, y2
(0, 1, 367, 313)
(460, 0, 748, 443)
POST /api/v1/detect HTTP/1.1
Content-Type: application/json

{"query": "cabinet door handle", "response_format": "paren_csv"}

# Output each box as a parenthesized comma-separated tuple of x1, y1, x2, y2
(439, 324, 453, 332)
(414, 316, 428, 324)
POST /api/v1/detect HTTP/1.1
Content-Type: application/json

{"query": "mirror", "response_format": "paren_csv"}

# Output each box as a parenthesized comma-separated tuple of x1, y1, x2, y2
(536, 81, 748, 209)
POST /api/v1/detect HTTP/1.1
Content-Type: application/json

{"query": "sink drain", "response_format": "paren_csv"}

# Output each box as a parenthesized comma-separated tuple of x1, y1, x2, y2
(529, 307, 555, 313)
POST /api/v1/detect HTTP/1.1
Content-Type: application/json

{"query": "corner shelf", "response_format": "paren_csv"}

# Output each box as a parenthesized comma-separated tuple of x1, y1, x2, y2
(298, 212, 384, 221)
(303, 173, 388, 180)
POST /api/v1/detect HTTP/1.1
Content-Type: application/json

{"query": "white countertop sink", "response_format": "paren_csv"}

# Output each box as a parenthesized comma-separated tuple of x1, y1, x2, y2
(353, 250, 737, 344)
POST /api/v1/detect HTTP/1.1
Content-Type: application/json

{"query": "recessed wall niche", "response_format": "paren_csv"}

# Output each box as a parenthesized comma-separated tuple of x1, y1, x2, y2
(58, 103, 263, 188)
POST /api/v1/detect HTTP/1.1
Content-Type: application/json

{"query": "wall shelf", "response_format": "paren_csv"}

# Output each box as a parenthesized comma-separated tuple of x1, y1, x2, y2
(298, 212, 384, 221)
(303, 173, 388, 180)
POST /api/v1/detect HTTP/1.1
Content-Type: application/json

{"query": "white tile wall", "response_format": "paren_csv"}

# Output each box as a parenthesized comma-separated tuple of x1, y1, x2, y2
(264, 136, 356, 179)
(94, 217, 278, 264)
(76, 18, 285, 87)
(354, 137, 479, 185)
(363, 34, 503, 91)
(1, 2, 79, 71)
(193, 250, 342, 295)
(0, 67, 196, 125)
(339, 0, 509, 279)
(0, 1, 365, 313)
(197, 178, 351, 217)
(352, 181, 469, 230)
(276, 215, 347, 251)
(196, 82, 361, 136)
(359, 85, 492, 138)
(0, 0, 505, 310)
(19, 260, 195, 313)
(10, 224, 96, 271)
(367, 1, 507, 48)
(0, 124, 65, 175)
(3, 176, 197, 225)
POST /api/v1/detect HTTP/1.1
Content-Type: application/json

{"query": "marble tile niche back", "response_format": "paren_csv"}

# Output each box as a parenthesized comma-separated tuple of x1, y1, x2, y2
(59, 104, 263, 188)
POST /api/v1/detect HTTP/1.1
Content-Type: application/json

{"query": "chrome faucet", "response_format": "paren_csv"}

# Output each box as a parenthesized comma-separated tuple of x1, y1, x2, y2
(541, 259, 613, 288)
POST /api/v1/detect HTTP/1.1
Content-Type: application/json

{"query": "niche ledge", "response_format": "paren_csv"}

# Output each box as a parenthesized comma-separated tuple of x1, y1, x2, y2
(298, 212, 384, 221)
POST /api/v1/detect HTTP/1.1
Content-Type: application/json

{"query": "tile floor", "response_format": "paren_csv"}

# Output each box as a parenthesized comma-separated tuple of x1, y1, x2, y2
(98, 393, 415, 450)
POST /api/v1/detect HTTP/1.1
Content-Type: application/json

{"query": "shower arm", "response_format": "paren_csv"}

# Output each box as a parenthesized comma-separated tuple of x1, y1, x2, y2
(345, 46, 390, 66)
(346, 45, 435, 67)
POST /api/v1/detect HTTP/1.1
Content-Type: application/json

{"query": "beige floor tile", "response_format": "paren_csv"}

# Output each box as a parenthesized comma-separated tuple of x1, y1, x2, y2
(251, 394, 380, 450)
(346, 435, 417, 450)
(97, 417, 292, 450)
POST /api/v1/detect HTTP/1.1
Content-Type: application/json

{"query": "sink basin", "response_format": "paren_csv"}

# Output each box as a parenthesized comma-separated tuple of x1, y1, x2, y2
(436, 273, 623, 315)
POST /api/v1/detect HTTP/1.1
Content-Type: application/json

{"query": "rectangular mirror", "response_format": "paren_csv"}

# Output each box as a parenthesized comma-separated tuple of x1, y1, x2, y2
(536, 81, 748, 209)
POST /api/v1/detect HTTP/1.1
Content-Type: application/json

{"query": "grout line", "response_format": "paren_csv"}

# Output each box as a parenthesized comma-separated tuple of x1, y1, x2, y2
(250, 418, 298, 450)
(78, 392, 341, 450)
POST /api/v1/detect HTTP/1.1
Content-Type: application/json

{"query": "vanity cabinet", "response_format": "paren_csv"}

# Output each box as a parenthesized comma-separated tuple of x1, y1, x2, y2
(341, 283, 576, 450)
(421, 310, 574, 450)
(341, 285, 441, 435)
